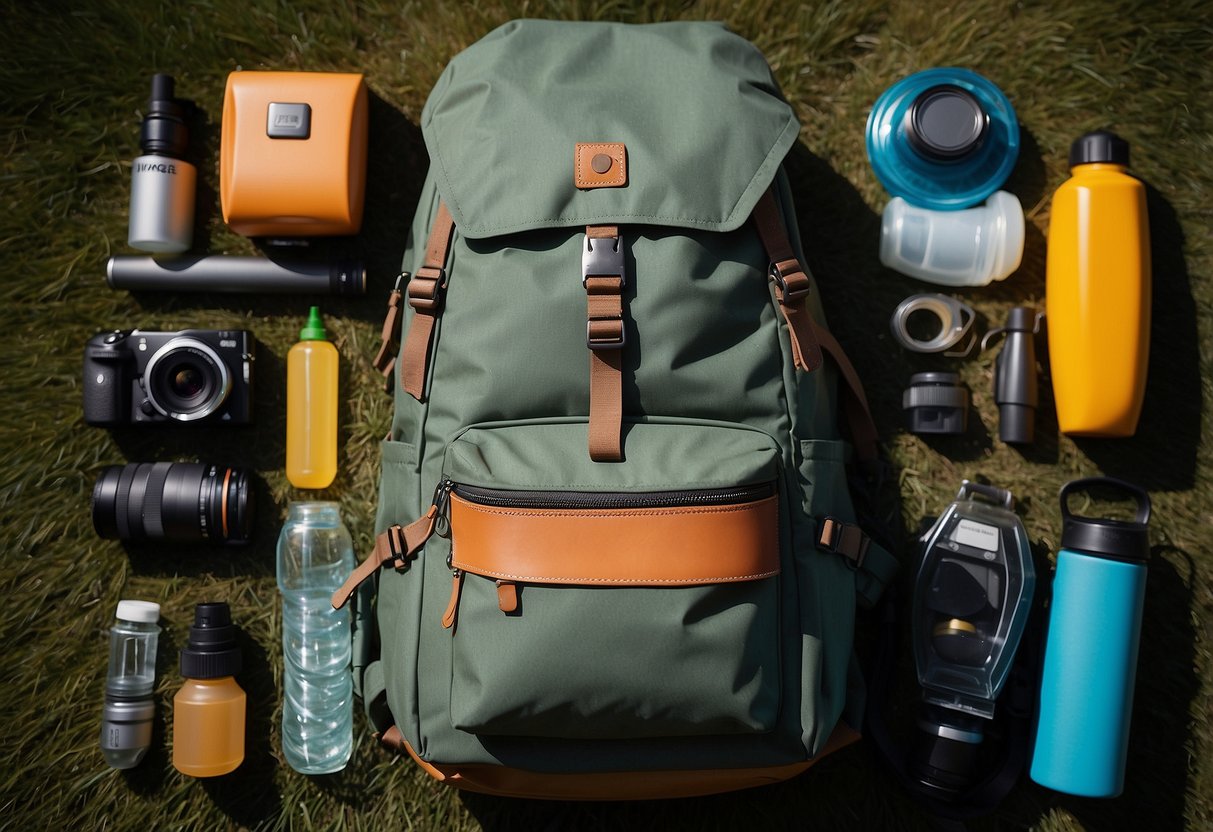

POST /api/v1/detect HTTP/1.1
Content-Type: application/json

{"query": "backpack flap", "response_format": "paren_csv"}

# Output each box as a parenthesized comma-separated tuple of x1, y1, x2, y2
(420, 20, 800, 237)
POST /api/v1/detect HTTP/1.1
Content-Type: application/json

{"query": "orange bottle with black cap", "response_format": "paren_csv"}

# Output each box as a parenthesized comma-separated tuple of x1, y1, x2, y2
(1046, 131, 1151, 437)
(172, 602, 246, 777)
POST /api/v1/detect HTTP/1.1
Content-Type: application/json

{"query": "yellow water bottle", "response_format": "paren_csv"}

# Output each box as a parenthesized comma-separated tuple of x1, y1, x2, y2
(1046, 131, 1151, 437)
(287, 307, 339, 488)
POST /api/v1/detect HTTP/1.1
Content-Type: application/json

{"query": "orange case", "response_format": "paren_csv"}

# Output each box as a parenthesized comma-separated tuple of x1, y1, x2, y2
(220, 71, 367, 237)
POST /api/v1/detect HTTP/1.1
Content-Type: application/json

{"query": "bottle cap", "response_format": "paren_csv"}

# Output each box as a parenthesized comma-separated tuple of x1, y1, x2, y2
(116, 599, 161, 624)
(1069, 130, 1130, 167)
(139, 73, 189, 159)
(905, 85, 990, 161)
(299, 306, 328, 341)
(1059, 477, 1151, 562)
(179, 601, 242, 679)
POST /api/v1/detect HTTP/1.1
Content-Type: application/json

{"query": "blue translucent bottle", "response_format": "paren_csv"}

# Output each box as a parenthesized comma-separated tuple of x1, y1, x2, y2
(1030, 478, 1152, 797)
(277, 502, 356, 774)
(867, 68, 1019, 210)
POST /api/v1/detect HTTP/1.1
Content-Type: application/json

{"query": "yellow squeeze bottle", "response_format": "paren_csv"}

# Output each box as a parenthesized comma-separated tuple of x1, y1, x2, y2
(287, 307, 339, 488)
(1046, 131, 1151, 437)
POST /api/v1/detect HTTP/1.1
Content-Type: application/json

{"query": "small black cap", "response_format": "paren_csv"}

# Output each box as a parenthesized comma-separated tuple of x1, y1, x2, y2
(180, 601, 242, 679)
(905, 85, 990, 162)
(139, 74, 189, 158)
(903, 372, 969, 435)
(1059, 477, 1151, 562)
(1069, 130, 1130, 167)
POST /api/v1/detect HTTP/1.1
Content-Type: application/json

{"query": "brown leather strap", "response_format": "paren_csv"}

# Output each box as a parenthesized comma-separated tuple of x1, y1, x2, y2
(330, 506, 438, 610)
(584, 225, 625, 462)
(816, 327, 879, 463)
(372, 277, 406, 392)
(399, 202, 455, 401)
(376, 724, 407, 754)
(752, 189, 823, 372)
(817, 516, 872, 567)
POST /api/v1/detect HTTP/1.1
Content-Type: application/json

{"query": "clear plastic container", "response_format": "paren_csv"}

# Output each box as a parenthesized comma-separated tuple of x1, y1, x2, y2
(100, 600, 161, 769)
(277, 502, 355, 773)
(880, 191, 1024, 286)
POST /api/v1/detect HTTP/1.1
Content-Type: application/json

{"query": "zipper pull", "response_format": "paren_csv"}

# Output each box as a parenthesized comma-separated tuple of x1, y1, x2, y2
(442, 569, 464, 630)
(331, 495, 443, 610)
(496, 580, 519, 614)
(433, 477, 454, 538)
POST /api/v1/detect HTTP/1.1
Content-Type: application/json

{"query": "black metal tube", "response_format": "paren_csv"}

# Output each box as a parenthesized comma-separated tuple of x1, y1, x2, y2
(106, 255, 366, 295)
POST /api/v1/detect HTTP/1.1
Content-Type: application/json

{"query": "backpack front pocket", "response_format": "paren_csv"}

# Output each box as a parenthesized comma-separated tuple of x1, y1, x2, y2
(439, 420, 785, 740)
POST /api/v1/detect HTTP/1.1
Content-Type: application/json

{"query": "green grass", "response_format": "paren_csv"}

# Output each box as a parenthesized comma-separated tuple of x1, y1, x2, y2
(2, 1, 1211, 829)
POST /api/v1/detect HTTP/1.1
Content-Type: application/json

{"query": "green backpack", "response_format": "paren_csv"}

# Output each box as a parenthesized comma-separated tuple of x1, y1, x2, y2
(334, 19, 897, 799)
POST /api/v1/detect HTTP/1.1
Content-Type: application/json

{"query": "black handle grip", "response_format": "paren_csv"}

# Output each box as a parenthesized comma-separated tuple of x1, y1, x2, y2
(1059, 477, 1151, 526)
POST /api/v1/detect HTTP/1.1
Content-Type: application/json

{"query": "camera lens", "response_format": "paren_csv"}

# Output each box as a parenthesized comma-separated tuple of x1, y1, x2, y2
(170, 365, 206, 398)
(143, 338, 232, 421)
(92, 463, 253, 545)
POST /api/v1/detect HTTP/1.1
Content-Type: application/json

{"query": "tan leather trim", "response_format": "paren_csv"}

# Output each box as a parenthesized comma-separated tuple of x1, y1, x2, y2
(585, 255, 625, 461)
(400, 201, 455, 401)
(441, 570, 464, 630)
(751, 189, 823, 372)
(331, 507, 437, 609)
(495, 580, 519, 613)
(575, 143, 627, 189)
(449, 492, 779, 585)
(399, 721, 860, 800)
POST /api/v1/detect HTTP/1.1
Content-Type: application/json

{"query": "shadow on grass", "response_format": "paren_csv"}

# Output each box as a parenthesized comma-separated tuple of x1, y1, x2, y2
(1075, 185, 1200, 491)
(200, 627, 282, 825)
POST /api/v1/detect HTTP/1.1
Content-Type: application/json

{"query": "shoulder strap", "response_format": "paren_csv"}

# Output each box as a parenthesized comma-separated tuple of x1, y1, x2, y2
(751, 188, 879, 463)
(398, 201, 456, 401)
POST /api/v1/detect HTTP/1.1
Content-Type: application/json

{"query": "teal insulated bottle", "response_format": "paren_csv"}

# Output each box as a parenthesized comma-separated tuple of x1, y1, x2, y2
(1030, 478, 1151, 797)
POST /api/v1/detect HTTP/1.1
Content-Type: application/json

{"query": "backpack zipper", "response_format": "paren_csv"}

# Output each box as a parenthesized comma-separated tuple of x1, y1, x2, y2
(450, 481, 775, 511)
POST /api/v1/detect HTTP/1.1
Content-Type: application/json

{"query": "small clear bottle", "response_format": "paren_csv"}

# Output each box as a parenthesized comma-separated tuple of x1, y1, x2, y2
(172, 602, 246, 777)
(277, 502, 355, 773)
(100, 600, 161, 769)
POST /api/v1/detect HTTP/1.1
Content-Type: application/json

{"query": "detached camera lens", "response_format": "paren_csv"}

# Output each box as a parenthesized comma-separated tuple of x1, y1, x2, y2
(143, 338, 231, 421)
(92, 463, 253, 545)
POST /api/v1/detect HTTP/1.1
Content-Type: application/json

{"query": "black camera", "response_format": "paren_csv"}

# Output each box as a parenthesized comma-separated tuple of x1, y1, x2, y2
(83, 329, 255, 426)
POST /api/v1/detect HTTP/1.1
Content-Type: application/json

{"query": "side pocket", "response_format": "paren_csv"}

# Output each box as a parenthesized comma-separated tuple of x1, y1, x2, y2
(794, 438, 858, 755)
(359, 439, 421, 734)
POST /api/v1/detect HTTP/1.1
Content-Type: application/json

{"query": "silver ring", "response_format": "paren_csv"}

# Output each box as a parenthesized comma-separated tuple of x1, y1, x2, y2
(890, 294, 977, 356)
(143, 338, 233, 422)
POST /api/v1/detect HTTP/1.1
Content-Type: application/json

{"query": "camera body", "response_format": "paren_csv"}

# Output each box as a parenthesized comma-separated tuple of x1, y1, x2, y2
(83, 329, 255, 426)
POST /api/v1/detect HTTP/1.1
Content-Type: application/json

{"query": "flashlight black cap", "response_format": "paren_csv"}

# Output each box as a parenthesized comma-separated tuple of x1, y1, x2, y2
(140, 74, 189, 159)
(1059, 477, 1151, 562)
(180, 601, 242, 679)
(1069, 130, 1130, 168)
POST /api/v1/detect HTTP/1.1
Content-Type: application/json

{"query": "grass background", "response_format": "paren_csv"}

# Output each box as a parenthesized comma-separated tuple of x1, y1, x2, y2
(1, 0, 1210, 829)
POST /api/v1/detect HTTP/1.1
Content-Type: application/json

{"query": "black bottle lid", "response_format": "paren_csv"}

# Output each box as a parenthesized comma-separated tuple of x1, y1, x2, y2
(1069, 130, 1130, 167)
(180, 601, 242, 679)
(1059, 477, 1151, 562)
(905, 85, 990, 161)
(139, 73, 189, 159)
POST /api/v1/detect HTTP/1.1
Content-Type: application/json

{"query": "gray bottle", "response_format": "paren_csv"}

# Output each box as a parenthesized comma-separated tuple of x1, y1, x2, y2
(128, 74, 195, 253)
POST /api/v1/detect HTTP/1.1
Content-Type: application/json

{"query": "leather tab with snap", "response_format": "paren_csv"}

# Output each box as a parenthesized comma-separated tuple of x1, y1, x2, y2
(575, 143, 627, 189)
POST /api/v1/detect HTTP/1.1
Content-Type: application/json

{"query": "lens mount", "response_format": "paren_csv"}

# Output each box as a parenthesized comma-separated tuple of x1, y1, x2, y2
(143, 337, 232, 422)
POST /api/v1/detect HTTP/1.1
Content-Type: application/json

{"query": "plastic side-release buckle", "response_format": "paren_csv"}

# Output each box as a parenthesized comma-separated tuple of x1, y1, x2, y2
(817, 516, 871, 569)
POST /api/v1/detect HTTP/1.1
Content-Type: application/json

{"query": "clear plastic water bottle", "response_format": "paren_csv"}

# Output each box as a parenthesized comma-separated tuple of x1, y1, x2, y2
(100, 600, 161, 769)
(277, 502, 356, 773)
